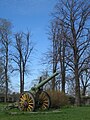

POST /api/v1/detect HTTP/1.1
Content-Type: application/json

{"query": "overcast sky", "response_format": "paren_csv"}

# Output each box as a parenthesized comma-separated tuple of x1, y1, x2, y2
(0, 0, 57, 92)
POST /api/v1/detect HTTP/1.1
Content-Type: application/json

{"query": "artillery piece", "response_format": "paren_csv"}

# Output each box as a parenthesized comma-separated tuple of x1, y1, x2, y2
(18, 72, 59, 112)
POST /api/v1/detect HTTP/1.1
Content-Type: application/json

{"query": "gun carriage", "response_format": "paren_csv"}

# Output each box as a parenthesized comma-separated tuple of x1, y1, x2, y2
(18, 72, 59, 111)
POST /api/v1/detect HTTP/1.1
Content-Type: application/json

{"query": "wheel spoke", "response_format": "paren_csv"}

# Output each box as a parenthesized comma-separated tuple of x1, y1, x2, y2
(39, 91, 51, 110)
(18, 92, 35, 111)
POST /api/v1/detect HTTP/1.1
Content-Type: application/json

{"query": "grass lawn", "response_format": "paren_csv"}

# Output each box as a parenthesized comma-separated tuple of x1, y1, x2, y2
(0, 103, 90, 120)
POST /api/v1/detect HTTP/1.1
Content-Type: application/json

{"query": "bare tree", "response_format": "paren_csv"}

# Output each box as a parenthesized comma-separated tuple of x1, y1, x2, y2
(57, 21, 67, 93)
(0, 18, 12, 102)
(12, 32, 33, 93)
(43, 20, 67, 91)
(52, 0, 90, 105)
(47, 22, 59, 90)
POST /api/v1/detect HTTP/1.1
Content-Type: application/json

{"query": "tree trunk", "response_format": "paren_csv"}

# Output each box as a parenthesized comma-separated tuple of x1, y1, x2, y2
(52, 68, 56, 90)
(5, 45, 8, 103)
(74, 47, 81, 106)
(20, 57, 23, 94)
(22, 64, 25, 93)
(20, 71, 23, 94)
(61, 39, 66, 93)
(75, 67, 81, 106)
(5, 68, 8, 102)
(61, 70, 65, 93)
(82, 87, 86, 96)
(60, 62, 65, 93)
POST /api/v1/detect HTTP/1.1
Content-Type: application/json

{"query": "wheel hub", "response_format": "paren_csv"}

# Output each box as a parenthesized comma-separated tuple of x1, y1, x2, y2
(23, 101, 28, 108)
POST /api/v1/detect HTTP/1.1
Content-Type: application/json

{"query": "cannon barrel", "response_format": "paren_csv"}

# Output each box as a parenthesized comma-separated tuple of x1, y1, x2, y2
(34, 72, 59, 90)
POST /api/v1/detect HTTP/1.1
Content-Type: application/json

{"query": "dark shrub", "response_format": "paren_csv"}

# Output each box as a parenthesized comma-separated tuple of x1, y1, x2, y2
(47, 90, 69, 108)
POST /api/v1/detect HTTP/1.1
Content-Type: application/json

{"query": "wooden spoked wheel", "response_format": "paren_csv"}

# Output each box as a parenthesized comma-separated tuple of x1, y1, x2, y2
(18, 92, 35, 111)
(38, 91, 51, 110)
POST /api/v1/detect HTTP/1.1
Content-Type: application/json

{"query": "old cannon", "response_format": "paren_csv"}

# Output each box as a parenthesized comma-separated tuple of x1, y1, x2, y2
(18, 72, 59, 111)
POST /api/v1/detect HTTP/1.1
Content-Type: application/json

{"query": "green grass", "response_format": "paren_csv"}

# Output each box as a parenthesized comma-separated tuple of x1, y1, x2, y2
(0, 103, 90, 120)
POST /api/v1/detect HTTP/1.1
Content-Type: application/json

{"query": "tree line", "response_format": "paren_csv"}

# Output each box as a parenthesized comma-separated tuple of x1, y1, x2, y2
(0, 18, 33, 102)
(42, 0, 90, 106)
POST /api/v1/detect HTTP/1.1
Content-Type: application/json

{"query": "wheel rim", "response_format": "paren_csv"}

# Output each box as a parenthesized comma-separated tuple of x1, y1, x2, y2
(39, 91, 51, 110)
(18, 92, 35, 111)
